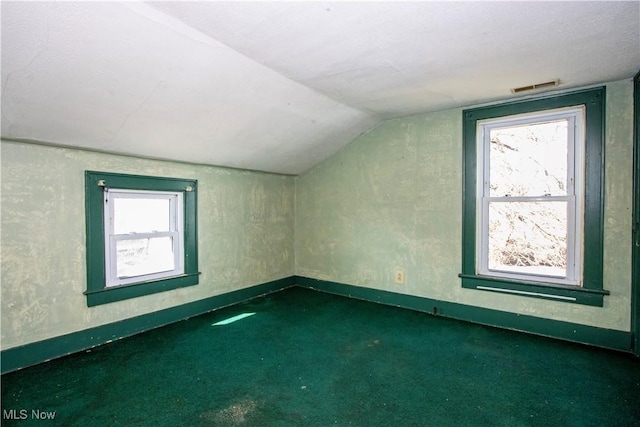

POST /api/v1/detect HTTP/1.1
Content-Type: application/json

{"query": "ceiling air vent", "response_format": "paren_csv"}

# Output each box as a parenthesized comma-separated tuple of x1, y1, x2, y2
(510, 79, 559, 94)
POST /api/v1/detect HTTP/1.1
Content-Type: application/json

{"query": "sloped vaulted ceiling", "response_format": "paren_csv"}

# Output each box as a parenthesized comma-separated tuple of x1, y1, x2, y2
(2, 1, 639, 175)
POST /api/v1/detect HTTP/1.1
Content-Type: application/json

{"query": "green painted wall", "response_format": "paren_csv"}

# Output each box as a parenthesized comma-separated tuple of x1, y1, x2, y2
(1, 79, 634, 353)
(296, 79, 634, 332)
(1, 142, 295, 350)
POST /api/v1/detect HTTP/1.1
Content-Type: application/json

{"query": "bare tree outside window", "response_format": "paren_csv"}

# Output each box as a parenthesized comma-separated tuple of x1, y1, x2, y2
(463, 88, 605, 304)
(487, 120, 570, 278)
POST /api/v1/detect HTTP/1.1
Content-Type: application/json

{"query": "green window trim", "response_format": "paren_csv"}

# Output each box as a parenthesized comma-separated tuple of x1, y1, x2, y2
(460, 87, 608, 307)
(85, 171, 199, 307)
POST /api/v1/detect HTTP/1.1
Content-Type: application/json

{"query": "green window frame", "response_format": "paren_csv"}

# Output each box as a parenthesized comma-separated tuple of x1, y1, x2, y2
(85, 171, 199, 306)
(460, 87, 609, 306)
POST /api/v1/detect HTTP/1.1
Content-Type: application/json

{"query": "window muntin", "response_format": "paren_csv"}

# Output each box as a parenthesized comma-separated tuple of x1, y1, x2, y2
(476, 108, 584, 286)
(104, 189, 184, 287)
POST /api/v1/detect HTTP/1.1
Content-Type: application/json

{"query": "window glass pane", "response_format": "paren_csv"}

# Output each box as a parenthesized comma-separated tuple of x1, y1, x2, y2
(116, 237, 175, 279)
(488, 201, 567, 278)
(114, 198, 171, 234)
(490, 120, 568, 197)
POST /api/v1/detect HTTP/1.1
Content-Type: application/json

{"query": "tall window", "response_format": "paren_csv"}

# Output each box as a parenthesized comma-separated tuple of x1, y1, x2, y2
(85, 171, 199, 306)
(478, 108, 583, 285)
(460, 88, 608, 306)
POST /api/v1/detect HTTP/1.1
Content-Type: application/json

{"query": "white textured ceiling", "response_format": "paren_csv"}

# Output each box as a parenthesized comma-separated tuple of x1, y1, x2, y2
(2, 1, 639, 175)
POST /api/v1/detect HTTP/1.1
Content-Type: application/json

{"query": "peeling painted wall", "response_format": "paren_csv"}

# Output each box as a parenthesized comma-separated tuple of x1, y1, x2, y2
(1, 143, 295, 349)
(296, 79, 634, 332)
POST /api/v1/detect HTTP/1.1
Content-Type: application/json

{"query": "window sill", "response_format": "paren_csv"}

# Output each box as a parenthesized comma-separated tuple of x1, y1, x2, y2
(459, 274, 608, 307)
(85, 273, 200, 307)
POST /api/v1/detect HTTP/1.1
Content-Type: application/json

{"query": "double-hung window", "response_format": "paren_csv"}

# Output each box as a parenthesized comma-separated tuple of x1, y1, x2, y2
(104, 189, 184, 287)
(460, 87, 608, 306)
(85, 171, 199, 306)
(478, 108, 583, 285)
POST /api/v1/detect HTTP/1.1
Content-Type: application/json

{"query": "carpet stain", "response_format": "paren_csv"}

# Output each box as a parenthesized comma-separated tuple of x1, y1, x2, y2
(200, 399, 258, 425)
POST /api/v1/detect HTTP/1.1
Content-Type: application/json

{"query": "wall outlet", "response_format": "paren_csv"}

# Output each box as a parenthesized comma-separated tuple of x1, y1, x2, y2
(394, 269, 405, 284)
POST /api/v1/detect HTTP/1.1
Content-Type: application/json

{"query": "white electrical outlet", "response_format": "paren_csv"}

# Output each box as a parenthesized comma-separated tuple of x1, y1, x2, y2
(395, 269, 405, 284)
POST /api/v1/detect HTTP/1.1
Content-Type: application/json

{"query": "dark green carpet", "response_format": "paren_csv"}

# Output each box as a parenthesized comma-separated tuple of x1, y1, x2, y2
(2, 287, 639, 426)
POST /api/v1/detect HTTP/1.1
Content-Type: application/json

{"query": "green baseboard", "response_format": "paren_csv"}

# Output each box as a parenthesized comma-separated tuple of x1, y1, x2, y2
(295, 276, 633, 353)
(1, 277, 295, 374)
(3, 275, 632, 374)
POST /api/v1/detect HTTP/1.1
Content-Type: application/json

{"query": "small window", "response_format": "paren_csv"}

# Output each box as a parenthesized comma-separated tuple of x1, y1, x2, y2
(105, 189, 184, 287)
(85, 171, 199, 306)
(460, 88, 608, 306)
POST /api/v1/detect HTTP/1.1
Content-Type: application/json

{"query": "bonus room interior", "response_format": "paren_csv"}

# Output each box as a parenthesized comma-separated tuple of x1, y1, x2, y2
(1, 1, 639, 425)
